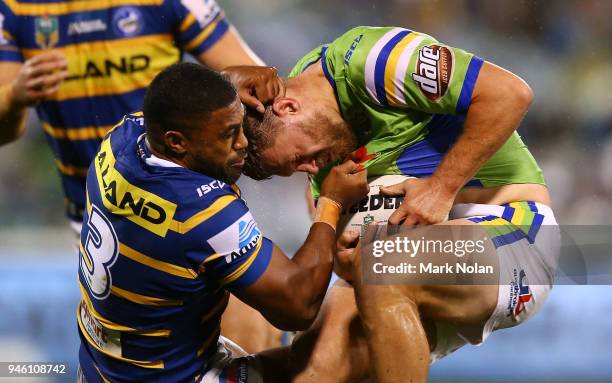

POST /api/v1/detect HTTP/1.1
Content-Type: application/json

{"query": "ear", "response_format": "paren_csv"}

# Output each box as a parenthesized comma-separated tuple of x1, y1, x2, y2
(163, 131, 188, 156)
(272, 96, 300, 117)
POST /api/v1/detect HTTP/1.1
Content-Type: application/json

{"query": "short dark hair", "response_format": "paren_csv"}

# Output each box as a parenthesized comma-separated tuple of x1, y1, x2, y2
(243, 107, 281, 180)
(143, 63, 236, 141)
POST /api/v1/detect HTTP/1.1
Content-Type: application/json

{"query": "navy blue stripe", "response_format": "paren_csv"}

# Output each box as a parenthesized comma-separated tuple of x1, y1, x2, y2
(228, 238, 274, 290)
(320, 46, 336, 92)
(467, 215, 497, 224)
(374, 30, 410, 106)
(527, 213, 544, 243)
(189, 18, 229, 56)
(527, 201, 538, 212)
(397, 114, 464, 178)
(501, 206, 514, 222)
(465, 179, 483, 187)
(10, 8, 176, 49)
(43, 134, 102, 166)
(78, 345, 105, 383)
(0, 49, 22, 62)
(179, 9, 221, 41)
(62, 172, 88, 207)
(491, 229, 526, 248)
(38, 88, 146, 128)
(457, 56, 484, 114)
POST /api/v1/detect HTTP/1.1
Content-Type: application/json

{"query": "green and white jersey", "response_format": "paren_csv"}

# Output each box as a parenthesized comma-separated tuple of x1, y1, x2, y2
(289, 26, 545, 198)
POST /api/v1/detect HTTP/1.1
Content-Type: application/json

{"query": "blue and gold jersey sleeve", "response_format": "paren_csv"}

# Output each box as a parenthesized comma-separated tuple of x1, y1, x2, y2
(0, 3, 22, 62)
(171, 0, 230, 57)
(186, 196, 273, 290)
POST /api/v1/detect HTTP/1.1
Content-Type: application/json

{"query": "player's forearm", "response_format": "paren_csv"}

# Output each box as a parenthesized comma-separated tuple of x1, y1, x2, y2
(0, 83, 27, 145)
(433, 63, 533, 195)
(289, 222, 336, 320)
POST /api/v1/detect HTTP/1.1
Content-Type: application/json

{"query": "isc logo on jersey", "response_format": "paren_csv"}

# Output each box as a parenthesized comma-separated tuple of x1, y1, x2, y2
(412, 44, 454, 101)
(207, 211, 262, 263)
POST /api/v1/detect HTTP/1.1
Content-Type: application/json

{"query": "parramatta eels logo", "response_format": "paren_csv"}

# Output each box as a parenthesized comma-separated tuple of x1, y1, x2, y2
(112, 7, 142, 37)
(35, 15, 59, 48)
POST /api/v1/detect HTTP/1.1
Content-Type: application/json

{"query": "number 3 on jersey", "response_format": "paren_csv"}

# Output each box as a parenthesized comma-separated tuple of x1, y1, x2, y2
(80, 204, 119, 300)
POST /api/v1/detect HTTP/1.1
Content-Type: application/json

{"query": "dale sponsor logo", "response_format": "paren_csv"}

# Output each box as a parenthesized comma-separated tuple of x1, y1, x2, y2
(207, 211, 261, 263)
(412, 44, 453, 101)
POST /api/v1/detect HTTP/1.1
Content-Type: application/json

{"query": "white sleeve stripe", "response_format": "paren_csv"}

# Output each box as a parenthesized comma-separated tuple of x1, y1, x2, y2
(364, 27, 407, 106)
(392, 35, 425, 106)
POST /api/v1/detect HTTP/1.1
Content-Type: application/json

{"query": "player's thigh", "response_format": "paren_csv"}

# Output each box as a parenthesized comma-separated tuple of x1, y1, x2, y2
(291, 280, 370, 382)
(221, 294, 282, 353)
(362, 219, 499, 329)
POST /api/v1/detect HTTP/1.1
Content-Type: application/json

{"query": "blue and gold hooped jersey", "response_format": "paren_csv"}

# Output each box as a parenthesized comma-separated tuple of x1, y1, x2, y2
(0, 0, 231, 220)
(77, 113, 273, 382)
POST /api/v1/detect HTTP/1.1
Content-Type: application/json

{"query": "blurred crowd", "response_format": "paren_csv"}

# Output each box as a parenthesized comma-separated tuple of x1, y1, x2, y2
(1, 0, 610, 231)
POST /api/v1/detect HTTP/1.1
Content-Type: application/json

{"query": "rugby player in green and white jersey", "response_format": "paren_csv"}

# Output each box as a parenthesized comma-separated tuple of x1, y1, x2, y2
(243, 26, 559, 382)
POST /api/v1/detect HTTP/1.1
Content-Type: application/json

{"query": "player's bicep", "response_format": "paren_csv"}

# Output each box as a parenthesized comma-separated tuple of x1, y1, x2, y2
(196, 25, 263, 69)
(200, 206, 273, 289)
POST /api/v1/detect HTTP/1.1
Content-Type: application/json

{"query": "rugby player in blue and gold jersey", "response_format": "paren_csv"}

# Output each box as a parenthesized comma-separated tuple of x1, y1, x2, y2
(0, 0, 285, 354)
(77, 63, 368, 382)
(0, 0, 277, 225)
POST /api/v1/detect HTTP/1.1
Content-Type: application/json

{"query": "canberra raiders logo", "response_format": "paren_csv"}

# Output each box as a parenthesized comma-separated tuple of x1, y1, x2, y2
(35, 15, 59, 48)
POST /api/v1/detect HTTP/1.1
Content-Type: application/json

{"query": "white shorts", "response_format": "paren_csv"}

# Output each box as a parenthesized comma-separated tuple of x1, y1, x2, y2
(200, 336, 263, 383)
(430, 201, 560, 363)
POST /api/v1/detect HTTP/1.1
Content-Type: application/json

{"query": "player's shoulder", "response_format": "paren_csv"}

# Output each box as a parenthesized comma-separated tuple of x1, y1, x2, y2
(172, 175, 246, 225)
(336, 26, 436, 73)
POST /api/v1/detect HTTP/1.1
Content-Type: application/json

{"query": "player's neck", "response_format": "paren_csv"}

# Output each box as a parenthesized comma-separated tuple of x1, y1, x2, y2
(146, 136, 188, 168)
(285, 63, 341, 118)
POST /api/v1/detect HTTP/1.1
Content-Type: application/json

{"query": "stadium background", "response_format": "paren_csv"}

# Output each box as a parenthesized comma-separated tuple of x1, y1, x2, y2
(0, 0, 610, 382)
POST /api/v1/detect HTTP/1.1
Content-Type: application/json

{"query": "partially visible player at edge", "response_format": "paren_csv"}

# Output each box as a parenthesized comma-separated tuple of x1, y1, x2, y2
(242, 26, 558, 382)
(0, 0, 284, 352)
(77, 63, 368, 382)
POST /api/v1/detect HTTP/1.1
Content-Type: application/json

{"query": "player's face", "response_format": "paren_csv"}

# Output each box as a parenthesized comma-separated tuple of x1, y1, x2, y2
(256, 115, 357, 177)
(189, 98, 247, 184)
(258, 129, 333, 176)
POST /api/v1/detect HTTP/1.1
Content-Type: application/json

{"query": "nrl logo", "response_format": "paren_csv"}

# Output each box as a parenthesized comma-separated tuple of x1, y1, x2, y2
(362, 214, 375, 226)
(35, 15, 59, 49)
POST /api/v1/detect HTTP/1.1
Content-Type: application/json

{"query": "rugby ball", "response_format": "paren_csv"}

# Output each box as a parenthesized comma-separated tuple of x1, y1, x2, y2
(337, 174, 414, 235)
